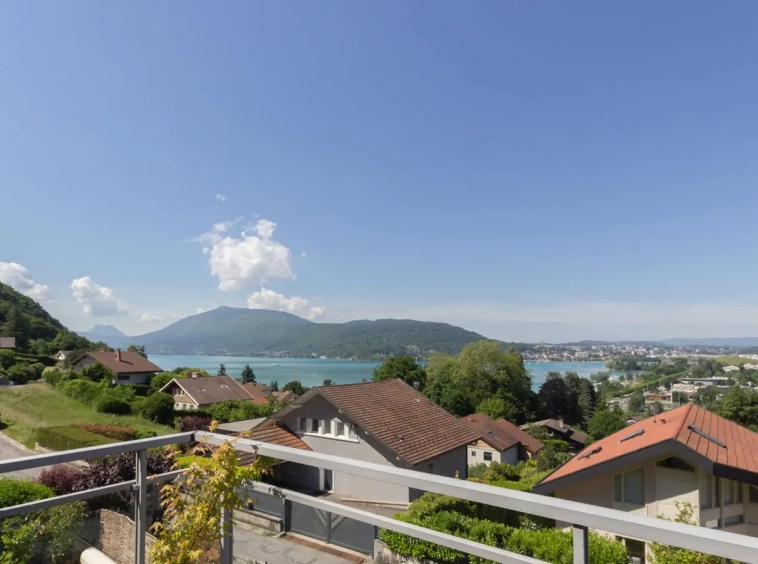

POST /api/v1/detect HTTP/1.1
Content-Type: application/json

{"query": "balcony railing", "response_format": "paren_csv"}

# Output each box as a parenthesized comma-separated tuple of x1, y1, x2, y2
(0, 430, 757, 564)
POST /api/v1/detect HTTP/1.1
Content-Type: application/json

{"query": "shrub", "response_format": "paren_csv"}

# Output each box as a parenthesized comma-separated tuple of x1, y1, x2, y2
(42, 367, 65, 386)
(37, 426, 117, 451)
(135, 392, 175, 425)
(37, 465, 82, 496)
(0, 350, 14, 370)
(95, 393, 132, 415)
(73, 424, 136, 441)
(544, 439, 569, 453)
(208, 399, 279, 423)
(0, 478, 53, 508)
(178, 416, 212, 433)
(57, 379, 103, 406)
(80, 361, 116, 382)
(135, 428, 158, 439)
(7, 363, 35, 385)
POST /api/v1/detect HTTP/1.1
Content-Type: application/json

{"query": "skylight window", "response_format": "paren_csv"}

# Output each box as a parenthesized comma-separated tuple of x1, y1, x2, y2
(619, 429, 645, 443)
(687, 424, 726, 448)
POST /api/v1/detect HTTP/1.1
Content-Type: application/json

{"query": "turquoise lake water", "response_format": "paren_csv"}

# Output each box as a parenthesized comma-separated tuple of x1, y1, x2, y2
(151, 355, 609, 391)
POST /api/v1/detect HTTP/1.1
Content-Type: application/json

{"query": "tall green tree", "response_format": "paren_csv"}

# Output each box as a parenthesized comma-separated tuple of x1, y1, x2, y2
(628, 392, 645, 413)
(587, 408, 626, 442)
(2, 307, 30, 351)
(240, 364, 256, 384)
(283, 380, 307, 395)
(372, 355, 427, 390)
(217, 363, 227, 377)
(539, 374, 577, 424)
(127, 344, 147, 358)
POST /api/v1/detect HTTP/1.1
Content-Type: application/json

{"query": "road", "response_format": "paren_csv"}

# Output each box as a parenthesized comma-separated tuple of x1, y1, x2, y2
(233, 527, 364, 564)
(0, 432, 50, 480)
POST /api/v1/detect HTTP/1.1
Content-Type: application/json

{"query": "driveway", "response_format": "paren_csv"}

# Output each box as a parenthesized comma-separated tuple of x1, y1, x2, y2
(0, 432, 49, 480)
(233, 526, 366, 564)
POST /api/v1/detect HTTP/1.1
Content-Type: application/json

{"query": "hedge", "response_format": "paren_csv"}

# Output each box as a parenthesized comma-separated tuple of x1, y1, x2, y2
(72, 424, 137, 441)
(36, 426, 117, 452)
(0, 478, 53, 508)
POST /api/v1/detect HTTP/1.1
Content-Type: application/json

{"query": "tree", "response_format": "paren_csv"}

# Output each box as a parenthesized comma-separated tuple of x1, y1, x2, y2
(217, 363, 227, 376)
(3, 307, 30, 351)
(270, 380, 279, 392)
(628, 392, 645, 413)
(323, 379, 333, 386)
(80, 361, 116, 383)
(127, 344, 147, 358)
(372, 356, 427, 391)
(587, 408, 626, 442)
(135, 392, 175, 425)
(240, 364, 256, 384)
(475, 396, 517, 421)
(713, 386, 758, 430)
(282, 380, 307, 395)
(538, 374, 577, 424)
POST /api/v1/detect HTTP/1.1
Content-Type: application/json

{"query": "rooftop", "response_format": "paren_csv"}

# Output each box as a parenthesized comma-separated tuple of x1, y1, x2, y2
(161, 374, 254, 405)
(85, 350, 163, 374)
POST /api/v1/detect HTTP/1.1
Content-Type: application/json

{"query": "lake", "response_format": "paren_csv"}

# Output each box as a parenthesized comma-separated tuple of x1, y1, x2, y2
(151, 355, 609, 390)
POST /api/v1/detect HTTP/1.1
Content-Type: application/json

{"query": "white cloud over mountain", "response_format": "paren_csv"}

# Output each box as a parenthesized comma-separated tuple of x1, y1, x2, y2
(71, 277, 128, 317)
(195, 218, 294, 291)
(138, 313, 165, 323)
(247, 287, 325, 320)
(0, 262, 53, 303)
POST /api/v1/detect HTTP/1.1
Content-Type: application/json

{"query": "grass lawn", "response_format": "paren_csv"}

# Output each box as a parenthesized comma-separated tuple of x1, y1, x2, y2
(0, 383, 174, 448)
(716, 356, 756, 366)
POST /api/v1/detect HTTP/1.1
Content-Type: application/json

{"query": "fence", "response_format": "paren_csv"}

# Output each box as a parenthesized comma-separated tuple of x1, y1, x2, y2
(0, 430, 757, 564)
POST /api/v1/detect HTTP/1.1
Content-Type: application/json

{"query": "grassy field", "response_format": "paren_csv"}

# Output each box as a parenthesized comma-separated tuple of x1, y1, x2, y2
(717, 356, 757, 366)
(0, 383, 174, 448)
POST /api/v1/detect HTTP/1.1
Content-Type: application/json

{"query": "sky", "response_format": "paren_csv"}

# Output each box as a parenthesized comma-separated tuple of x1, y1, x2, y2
(2, 2, 758, 343)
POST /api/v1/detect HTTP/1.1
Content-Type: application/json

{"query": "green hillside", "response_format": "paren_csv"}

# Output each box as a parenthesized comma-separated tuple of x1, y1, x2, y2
(127, 307, 488, 359)
(0, 281, 103, 356)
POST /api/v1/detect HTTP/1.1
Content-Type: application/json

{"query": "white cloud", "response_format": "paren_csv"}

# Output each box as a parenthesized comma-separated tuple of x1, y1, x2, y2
(194, 218, 294, 290)
(216, 194, 227, 203)
(301, 252, 307, 258)
(138, 313, 165, 323)
(71, 277, 129, 317)
(247, 287, 326, 320)
(0, 262, 52, 303)
(195, 306, 216, 314)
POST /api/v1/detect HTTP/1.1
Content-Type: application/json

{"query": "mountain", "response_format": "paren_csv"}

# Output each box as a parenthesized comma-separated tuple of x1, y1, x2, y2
(119, 306, 488, 359)
(661, 337, 758, 347)
(0, 281, 99, 354)
(78, 324, 127, 343)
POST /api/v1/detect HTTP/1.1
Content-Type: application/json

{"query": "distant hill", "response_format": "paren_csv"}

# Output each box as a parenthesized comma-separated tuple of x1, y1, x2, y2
(114, 306, 488, 359)
(0, 281, 100, 354)
(78, 324, 127, 343)
(661, 337, 758, 347)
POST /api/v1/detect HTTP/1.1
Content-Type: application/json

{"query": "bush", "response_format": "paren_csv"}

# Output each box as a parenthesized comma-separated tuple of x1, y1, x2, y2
(73, 424, 136, 441)
(80, 361, 117, 383)
(0, 478, 53, 508)
(128, 384, 151, 397)
(135, 428, 158, 439)
(0, 350, 15, 370)
(37, 464, 82, 496)
(545, 439, 569, 453)
(37, 426, 117, 451)
(7, 363, 35, 385)
(178, 416, 212, 433)
(135, 392, 175, 425)
(57, 379, 103, 406)
(95, 393, 132, 415)
(208, 399, 279, 422)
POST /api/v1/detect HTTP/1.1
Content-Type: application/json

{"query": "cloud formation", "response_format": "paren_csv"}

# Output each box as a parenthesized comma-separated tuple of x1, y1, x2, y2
(0, 262, 52, 303)
(194, 218, 294, 290)
(138, 313, 165, 323)
(247, 287, 326, 320)
(71, 277, 128, 317)
(216, 194, 226, 203)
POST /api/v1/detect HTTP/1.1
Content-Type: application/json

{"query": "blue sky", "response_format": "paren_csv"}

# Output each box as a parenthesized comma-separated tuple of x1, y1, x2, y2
(2, 2, 758, 342)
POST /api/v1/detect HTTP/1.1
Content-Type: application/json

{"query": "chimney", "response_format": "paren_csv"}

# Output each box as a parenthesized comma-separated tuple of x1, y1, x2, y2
(558, 418, 564, 429)
(115, 349, 121, 362)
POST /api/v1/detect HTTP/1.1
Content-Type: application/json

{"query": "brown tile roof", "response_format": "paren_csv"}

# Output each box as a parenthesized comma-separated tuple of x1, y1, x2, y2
(461, 413, 520, 451)
(240, 383, 272, 405)
(521, 419, 588, 446)
(537, 404, 758, 489)
(495, 418, 545, 455)
(235, 421, 310, 466)
(277, 379, 481, 466)
(86, 350, 163, 374)
(274, 390, 297, 403)
(162, 375, 254, 406)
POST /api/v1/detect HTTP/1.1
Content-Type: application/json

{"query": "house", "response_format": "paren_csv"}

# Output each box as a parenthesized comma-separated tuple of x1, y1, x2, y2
(0, 337, 15, 349)
(460, 413, 544, 466)
(240, 383, 299, 405)
(159, 374, 254, 410)
(519, 419, 588, 452)
(71, 349, 163, 385)
(257, 379, 481, 503)
(533, 404, 758, 560)
(274, 390, 297, 403)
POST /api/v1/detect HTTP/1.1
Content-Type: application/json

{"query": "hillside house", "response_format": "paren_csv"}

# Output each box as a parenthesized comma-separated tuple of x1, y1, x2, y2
(240, 382, 298, 405)
(534, 404, 758, 561)
(520, 418, 588, 452)
(460, 413, 544, 466)
(160, 374, 254, 410)
(71, 349, 163, 385)
(255, 379, 481, 503)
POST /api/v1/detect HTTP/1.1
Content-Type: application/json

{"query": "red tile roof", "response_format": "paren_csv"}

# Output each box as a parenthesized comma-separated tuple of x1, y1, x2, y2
(538, 404, 758, 488)
(240, 383, 272, 405)
(162, 375, 254, 405)
(495, 418, 545, 455)
(235, 421, 310, 466)
(277, 380, 481, 466)
(85, 350, 163, 374)
(460, 413, 544, 454)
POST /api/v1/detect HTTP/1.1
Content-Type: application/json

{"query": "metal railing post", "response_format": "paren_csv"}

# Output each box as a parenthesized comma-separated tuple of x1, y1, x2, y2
(573, 525, 589, 564)
(135, 449, 148, 564)
(220, 507, 233, 564)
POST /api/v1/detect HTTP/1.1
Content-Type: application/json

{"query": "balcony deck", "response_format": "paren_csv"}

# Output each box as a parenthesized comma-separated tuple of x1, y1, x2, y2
(0, 431, 756, 564)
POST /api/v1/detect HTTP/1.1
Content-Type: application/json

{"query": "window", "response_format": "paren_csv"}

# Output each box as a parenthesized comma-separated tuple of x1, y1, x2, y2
(349, 424, 358, 440)
(656, 457, 694, 471)
(322, 419, 332, 435)
(471, 451, 476, 457)
(701, 476, 720, 510)
(723, 479, 742, 505)
(335, 421, 345, 437)
(298, 418, 307, 432)
(614, 468, 644, 505)
(750, 486, 758, 505)
(724, 514, 744, 526)
(310, 418, 319, 433)
(484, 452, 493, 461)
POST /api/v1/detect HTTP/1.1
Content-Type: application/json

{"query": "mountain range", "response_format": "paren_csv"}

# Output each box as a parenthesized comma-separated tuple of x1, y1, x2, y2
(78, 306, 489, 359)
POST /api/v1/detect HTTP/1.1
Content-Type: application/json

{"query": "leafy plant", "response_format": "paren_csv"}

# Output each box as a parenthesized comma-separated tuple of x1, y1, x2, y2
(95, 393, 132, 415)
(178, 416, 212, 433)
(37, 464, 83, 495)
(134, 392, 175, 425)
(649, 503, 725, 563)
